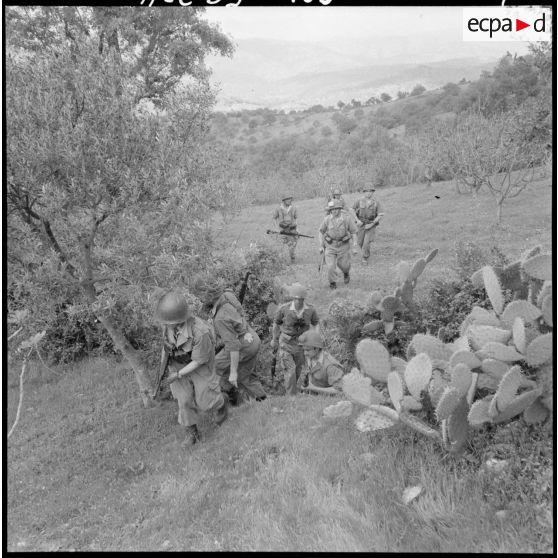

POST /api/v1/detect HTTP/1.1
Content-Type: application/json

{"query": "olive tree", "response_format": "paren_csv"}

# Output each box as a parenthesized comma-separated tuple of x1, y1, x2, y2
(6, 7, 235, 406)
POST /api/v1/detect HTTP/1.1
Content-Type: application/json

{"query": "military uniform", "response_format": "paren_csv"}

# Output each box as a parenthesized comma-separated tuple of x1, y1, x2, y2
(164, 317, 225, 428)
(273, 300, 319, 395)
(305, 351, 345, 390)
(318, 210, 357, 287)
(211, 293, 267, 401)
(273, 201, 298, 262)
(353, 194, 382, 263)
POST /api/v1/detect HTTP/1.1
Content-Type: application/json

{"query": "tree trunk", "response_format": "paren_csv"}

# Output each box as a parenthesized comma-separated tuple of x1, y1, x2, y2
(96, 312, 156, 408)
(496, 200, 503, 224)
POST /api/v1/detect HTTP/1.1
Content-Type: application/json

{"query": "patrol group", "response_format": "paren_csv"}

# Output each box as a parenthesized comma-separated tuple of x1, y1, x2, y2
(153, 185, 383, 446)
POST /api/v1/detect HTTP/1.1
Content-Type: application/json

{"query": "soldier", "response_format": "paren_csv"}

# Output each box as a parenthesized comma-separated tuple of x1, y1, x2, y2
(318, 199, 359, 289)
(271, 283, 319, 395)
(193, 277, 267, 405)
(298, 330, 345, 395)
(352, 185, 383, 265)
(155, 291, 229, 447)
(325, 188, 347, 214)
(272, 194, 298, 263)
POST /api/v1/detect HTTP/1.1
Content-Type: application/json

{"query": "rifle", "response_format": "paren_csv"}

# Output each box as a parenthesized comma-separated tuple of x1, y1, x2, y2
(363, 213, 385, 230)
(152, 345, 170, 399)
(238, 270, 251, 304)
(318, 249, 326, 272)
(266, 229, 314, 239)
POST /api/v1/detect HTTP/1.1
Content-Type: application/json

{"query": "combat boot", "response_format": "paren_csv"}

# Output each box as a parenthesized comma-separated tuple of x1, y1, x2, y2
(215, 394, 229, 426)
(183, 425, 200, 447)
(343, 272, 350, 284)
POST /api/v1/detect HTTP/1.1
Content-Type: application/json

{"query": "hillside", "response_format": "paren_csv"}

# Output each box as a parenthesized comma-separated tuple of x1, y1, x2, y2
(7, 175, 553, 552)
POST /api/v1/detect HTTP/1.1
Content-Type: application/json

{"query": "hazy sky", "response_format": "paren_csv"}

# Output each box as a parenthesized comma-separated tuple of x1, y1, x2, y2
(205, 6, 464, 42)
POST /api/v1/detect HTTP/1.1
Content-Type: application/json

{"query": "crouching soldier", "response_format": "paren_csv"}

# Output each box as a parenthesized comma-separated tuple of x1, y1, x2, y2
(155, 291, 228, 446)
(271, 283, 320, 395)
(193, 277, 267, 405)
(298, 330, 345, 395)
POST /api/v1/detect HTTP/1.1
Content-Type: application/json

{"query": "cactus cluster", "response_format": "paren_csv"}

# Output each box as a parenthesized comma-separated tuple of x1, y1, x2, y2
(323, 245, 552, 457)
(363, 249, 438, 336)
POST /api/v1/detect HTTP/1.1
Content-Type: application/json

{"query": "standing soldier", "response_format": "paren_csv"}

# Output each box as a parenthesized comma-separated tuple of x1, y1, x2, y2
(155, 291, 229, 447)
(298, 330, 345, 395)
(352, 185, 383, 266)
(193, 277, 267, 405)
(318, 199, 359, 289)
(271, 283, 319, 395)
(273, 194, 298, 263)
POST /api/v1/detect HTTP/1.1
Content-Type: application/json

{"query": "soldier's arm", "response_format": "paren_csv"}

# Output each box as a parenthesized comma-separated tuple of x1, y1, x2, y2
(351, 201, 362, 226)
(318, 220, 327, 250)
(347, 217, 359, 248)
(177, 330, 212, 378)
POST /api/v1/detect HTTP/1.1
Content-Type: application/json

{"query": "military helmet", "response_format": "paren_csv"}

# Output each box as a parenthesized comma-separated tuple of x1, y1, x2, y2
(290, 283, 307, 299)
(192, 276, 226, 304)
(361, 186, 376, 192)
(155, 291, 189, 324)
(282, 194, 293, 201)
(298, 330, 324, 349)
(330, 199, 344, 210)
(332, 188, 342, 196)
(326, 200, 335, 211)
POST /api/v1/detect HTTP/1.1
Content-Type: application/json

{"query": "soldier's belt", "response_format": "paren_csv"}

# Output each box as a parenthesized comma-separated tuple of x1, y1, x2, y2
(327, 238, 350, 247)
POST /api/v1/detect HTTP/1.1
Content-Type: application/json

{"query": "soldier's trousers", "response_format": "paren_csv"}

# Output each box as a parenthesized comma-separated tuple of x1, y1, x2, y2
(168, 361, 225, 427)
(281, 233, 297, 261)
(356, 226, 376, 260)
(324, 241, 351, 284)
(278, 335, 305, 395)
(215, 332, 267, 401)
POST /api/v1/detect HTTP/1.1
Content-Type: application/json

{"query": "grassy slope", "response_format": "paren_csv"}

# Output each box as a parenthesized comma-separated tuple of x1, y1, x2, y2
(7, 176, 553, 552)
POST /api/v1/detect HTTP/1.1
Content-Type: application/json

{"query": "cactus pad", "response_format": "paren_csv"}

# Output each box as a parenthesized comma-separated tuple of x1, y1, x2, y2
(478, 342, 523, 362)
(450, 350, 481, 371)
(384, 321, 395, 335)
(447, 396, 469, 454)
(396, 261, 411, 283)
(380, 295, 402, 313)
(436, 386, 462, 420)
(512, 317, 526, 354)
(522, 398, 549, 425)
(387, 371, 404, 412)
(401, 395, 423, 412)
(404, 353, 432, 400)
(355, 338, 391, 382)
(450, 336, 471, 353)
(450, 363, 473, 397)
(525, 333, 553, 367)
(537, 281, 553, 307)
(323, 400, 354, 418)
(477, 373, 500, 391)
(407, 334, 453, 362)
(495, 365, 522, 410)
(342, 371, 374, 407)
(428, 370, 448, 407)
(368, 290, 383, 309)
(541, 294, 553, 327)
(409, 258, 427, 282)
(480, 358, 510, 378)
(399, 410, 441, 440)
(467, 325, 511, 351)
(470, 268, 484, 289)
(362, 320, 384, 335)
(500, 300, 542, 326)
(522, 254, 552, 281)
(482, 266, 505, 315)
(492, 389, 543, 424)
(354, 406, 400, 432)
(425, 248, 439, 264)
(488, 394, 500, 418)
(390, 356, 407, 375)
(468, 397, 493, 426)
(400, 279, 414, 307)
(520, 245, 542, 262)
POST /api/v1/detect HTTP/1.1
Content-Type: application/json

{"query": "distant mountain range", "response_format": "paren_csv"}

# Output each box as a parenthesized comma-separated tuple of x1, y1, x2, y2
(207, 36, 529, 111)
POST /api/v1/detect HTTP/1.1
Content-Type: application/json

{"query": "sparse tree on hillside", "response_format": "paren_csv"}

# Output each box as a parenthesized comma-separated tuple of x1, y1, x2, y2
(380, 92, 392, 103)
(337, 101, 345, 110)
(410, 84, 426, 96)
(397, 91, 409, 100)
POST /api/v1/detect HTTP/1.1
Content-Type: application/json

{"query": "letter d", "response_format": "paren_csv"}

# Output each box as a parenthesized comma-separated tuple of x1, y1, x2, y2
(534, 13, 545, 32)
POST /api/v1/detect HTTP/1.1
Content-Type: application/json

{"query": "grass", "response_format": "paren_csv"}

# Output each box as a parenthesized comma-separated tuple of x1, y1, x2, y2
(7, 176, 553, 552)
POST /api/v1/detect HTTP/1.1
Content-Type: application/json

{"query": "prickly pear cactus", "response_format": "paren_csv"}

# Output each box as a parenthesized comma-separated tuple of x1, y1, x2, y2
(355, 338, 391, 383)
(323, 400, 354, 418)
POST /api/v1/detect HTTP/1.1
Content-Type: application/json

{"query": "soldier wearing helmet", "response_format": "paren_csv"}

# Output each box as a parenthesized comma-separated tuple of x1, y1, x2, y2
(298, 330, 345, 395)
(193, 276, 267, 405)
(272, 194, 299, 263)
(325, 187, 347, 215)
(271, 282, 320, 395)
(352, 183, 383, 266)
(318, 198, 359, 289)
(155, 290, 228, 447)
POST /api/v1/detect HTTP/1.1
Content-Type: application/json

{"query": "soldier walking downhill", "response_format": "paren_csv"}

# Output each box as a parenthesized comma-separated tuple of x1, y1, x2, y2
(271, 283, 320, 395)
(318, 199, 359, 289)
(352, 185, 383, 265)
(193, 277, 267, 405)
(155, 291, 229, 447)
(272, 194, 299, 263)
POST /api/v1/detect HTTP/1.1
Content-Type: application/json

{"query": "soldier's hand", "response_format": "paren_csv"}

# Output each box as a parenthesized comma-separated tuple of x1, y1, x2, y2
(164, 372, 179, 385)
(229, 371, 238, 388)
(356, 219, 363, 227)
